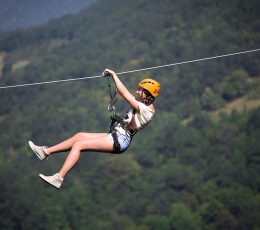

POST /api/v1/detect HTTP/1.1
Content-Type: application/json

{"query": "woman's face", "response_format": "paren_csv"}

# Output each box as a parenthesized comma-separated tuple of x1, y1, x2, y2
(136, 87, 147, 99)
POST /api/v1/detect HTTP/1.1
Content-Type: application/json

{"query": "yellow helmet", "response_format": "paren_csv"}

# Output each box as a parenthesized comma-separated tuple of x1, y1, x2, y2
(138, 78, 160, 97)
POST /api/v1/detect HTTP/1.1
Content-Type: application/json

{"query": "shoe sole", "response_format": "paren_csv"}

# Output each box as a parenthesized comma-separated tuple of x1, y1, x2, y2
(29, 141, 44, 160)
(39, 174, 61, 189)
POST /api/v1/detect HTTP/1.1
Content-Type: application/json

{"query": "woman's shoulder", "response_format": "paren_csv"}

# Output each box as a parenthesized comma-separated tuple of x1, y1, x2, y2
(148, 104, 155, 112)
(137, 102, 155, 113)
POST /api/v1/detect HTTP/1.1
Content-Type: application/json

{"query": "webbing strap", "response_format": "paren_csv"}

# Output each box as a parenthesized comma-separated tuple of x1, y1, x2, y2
(106, 77, 118, 112)
(109, 113, 123, 132)
(111, 131, 121, 153)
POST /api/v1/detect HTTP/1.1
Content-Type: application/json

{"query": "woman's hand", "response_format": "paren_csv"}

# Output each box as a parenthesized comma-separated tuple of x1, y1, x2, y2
(103, 68, 116, 78)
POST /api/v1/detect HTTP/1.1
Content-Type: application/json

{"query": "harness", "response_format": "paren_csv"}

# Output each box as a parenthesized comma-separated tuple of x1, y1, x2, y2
(104, 72, 136, 152)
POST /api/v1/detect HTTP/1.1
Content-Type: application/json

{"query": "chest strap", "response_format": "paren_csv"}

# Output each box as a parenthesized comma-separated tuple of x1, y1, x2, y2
(109, 113, 136, 137)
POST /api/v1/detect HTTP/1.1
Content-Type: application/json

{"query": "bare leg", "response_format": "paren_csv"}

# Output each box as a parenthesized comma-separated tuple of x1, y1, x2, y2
(46, 132, 108, 155)
(58, 133, 113, 178)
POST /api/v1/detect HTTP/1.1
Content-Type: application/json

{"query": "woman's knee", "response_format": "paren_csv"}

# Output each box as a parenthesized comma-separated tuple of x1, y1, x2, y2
(71, 140, 83, 152)
(73, 132, 86, 142)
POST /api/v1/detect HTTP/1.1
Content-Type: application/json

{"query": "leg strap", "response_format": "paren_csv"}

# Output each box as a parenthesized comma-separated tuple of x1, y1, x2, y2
(111, 131, 121, 153)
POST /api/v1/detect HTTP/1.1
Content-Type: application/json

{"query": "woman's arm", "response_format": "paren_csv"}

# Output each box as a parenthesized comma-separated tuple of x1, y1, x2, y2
(104, 68, 140, 110)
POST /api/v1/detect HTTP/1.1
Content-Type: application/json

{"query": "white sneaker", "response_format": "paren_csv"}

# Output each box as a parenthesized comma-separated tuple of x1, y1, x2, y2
(29, 141, 49, 160)
(39, 173, 64, 189)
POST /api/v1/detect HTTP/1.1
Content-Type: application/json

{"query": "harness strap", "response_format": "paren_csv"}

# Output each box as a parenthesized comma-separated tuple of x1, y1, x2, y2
(109, 113, 137, 137)
(106, 76, 118, 112)
(111, 131, 121, 153)
(109, 114, 122, 132)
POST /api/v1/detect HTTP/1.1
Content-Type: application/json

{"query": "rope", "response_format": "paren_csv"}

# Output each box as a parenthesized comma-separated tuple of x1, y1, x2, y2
(0, 48, 259, 89)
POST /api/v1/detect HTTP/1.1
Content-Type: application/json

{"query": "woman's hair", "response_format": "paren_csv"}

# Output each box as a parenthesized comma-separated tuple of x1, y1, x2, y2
(140, 88, 155, 105)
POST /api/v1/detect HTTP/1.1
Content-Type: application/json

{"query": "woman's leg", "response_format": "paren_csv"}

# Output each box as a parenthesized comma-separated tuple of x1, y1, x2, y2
(58, 133, 113, 178)
(46, 132, 107, 155)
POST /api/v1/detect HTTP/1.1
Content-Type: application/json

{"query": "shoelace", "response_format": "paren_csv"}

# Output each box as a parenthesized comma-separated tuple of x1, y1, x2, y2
(40, 146, 49, 159)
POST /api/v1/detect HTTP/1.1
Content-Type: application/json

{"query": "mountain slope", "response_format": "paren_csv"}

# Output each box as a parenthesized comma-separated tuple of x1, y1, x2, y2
(0, 0, 260, 229)
(0, 0, 259, 113)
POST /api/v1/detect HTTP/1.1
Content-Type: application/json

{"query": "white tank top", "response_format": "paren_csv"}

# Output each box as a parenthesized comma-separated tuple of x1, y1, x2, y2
(124, 102, 155, 131)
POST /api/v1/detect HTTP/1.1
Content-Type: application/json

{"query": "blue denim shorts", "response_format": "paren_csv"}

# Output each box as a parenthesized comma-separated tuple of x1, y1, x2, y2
(108, 127, 132, 153)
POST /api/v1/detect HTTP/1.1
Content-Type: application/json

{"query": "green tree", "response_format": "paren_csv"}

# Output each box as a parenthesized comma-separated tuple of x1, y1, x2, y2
(169, 203, 201, 230)
(140, 215, 170, 230)
(221, 69, 250, 101)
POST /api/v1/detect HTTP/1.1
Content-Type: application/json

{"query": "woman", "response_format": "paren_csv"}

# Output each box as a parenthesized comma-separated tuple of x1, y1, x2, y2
(29, 68, 160, 188)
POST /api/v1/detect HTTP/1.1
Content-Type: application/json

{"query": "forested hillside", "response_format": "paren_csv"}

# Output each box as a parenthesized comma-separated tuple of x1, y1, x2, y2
(0, 0, 259, 229)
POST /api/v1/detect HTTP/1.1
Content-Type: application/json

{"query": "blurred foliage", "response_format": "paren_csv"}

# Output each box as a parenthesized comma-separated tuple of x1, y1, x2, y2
(0, 0, 259, 229)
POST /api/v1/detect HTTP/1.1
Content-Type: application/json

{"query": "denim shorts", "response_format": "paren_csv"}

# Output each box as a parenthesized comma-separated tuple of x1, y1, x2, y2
(108, 127, 132, 153)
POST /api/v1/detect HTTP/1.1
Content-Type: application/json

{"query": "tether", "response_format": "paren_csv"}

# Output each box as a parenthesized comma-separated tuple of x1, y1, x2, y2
(106, 76, 118, 112)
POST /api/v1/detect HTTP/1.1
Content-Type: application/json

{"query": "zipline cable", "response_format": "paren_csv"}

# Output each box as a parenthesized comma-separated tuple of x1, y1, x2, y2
(0, 48, 259, 89)
(0, 75, 101, 89)
(117, 48, 260, 75)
